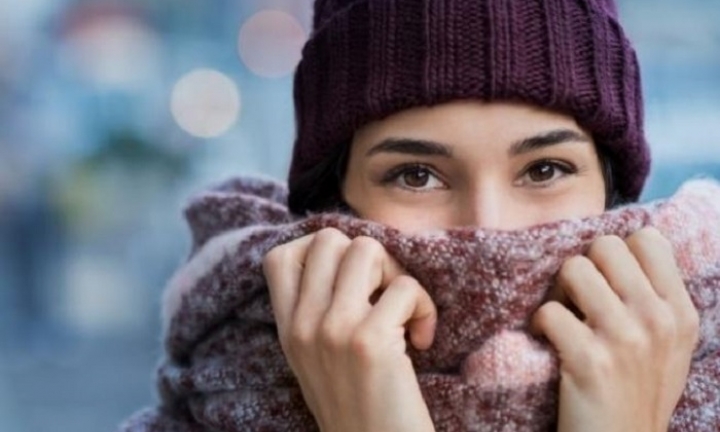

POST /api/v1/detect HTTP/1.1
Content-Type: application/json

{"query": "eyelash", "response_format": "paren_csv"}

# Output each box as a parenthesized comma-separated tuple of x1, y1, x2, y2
(517, 159, 578, 188)
(380, 163, 445, 192)
(380, 160, 579, 192)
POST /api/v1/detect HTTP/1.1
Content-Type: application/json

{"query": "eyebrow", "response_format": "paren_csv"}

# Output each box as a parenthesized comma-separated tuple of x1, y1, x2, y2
(365, 128, 590, 159)
(365, 138, 453, 158)
(508, 129, 591, 156)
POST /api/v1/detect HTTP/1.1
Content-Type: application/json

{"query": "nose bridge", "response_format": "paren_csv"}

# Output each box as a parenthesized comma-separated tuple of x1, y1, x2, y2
(468, 182, 505, 230)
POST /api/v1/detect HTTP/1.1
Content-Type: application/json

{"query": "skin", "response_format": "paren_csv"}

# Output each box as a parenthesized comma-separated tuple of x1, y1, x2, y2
(343, 101, 606, 231)
(263, 101, 699, 432)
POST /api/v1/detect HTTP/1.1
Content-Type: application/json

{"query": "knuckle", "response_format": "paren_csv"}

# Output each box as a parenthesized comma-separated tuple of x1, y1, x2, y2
(589, 350, 614, 376)
(349, 327, 379, 363)
(533, 301, 561, 328)
(651, 229, 672, 250)
(629, 227, 672, 253)
(535, 302, 553, 321)
(588, 235, 626, 260)
(287, 322, 315, 353)
(390, 275, 420, 293)
(618, 326, 651, 352)
(280, 328, 314, 361)
(580, 344, 603, 367)
(318, 318, 346, 351)
(313, 228, 351, 254)
(351, 236, 384, 257)
(314, 227, 345, 244)
(262, 245, 287, 270)
(559, 255, 592, 279)
(597, 234, 626, 249)
(573, 346, 614, 380)
(643, 303, 677, 342)
(638, 226, 666, 242)
(640, 300, 699, 349)
(532, 307, 551, 329)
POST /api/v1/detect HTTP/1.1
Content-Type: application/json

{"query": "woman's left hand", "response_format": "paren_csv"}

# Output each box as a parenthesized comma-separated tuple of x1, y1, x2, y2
(531, 227, 700, 432)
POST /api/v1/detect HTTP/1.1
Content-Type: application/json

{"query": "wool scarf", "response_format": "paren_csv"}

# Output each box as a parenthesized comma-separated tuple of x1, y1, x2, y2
(120, 176, 720, 432)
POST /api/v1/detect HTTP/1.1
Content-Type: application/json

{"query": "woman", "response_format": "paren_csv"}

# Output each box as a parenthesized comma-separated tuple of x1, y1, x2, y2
(262, 0, 698, 431)
(264, 102, 698, 431)
(121, 0, 714, 431)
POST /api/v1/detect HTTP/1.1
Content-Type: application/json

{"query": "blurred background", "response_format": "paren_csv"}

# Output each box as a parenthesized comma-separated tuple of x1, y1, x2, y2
(0, 0, 718, 431)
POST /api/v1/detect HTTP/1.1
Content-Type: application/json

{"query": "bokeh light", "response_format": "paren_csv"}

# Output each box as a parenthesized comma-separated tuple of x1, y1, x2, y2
(238, 10, 306, 78)
(61, 15, 161, 89)
(1, 2, 719, 432)
(170, 68, 242, 138)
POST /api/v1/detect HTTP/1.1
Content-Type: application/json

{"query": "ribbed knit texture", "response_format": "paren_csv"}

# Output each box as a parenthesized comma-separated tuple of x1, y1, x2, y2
(289, 0, 649, 204)
(119, 176, 720, 432)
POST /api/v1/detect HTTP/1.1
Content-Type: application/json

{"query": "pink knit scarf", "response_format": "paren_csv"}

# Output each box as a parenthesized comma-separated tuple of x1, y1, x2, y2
(120, 176, 720, 432)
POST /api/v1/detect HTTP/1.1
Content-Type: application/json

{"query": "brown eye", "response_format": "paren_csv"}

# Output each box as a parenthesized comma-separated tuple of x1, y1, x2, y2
(402, 167, 431, 188)
(381, 164, 445, 191)
(517, 160, 577, 188)
(528, 163, 556, 182)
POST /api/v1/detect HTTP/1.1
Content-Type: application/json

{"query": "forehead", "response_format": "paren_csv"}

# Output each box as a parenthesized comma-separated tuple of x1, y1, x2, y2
(353, 100, 586, 149)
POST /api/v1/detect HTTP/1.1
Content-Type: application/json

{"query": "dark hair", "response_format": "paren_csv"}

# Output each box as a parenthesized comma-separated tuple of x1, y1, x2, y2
(288, 141, 352, 215)
(288, 141, 625, 216)
(602, 148, 626, 209)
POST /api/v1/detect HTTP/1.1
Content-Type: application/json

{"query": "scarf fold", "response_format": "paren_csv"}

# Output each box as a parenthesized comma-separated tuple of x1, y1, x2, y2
(120, 176, 720, 432)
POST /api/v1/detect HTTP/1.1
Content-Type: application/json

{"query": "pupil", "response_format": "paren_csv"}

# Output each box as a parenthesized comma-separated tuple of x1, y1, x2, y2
(530, 164, 554, 182)
(404, 169, 429, 187)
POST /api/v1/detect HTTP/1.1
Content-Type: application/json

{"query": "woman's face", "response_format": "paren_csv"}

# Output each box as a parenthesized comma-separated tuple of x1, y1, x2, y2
(342, 101, 606, 233)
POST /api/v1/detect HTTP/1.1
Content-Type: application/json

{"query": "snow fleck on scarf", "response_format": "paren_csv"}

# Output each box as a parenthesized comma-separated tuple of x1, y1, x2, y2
(120, 176, 720, 432)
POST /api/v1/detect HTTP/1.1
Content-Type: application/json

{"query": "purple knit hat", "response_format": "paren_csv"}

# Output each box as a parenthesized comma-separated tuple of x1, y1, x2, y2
(289, 0, 650, 204)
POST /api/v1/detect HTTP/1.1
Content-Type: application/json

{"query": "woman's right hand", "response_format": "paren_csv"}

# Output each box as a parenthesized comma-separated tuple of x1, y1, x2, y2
(262, 228, 438, 432)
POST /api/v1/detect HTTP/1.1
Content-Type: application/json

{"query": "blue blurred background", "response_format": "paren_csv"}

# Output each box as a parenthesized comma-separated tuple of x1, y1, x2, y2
(0, 0, 718, 431)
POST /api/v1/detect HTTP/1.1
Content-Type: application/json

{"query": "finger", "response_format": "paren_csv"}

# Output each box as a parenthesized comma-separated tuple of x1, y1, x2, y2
(295, 228, 352, 330)
(625, 227, 691, 307)
(361, 275, 437, 351)
(625, 227, 699, 339)
(329, 236, 406, 321)
(554, 256, 625, 329)
(542, 281, 583, 320)
(587, 235, 656, 305)
(262, 234, 315, 332)
(531, 300, 594, 363)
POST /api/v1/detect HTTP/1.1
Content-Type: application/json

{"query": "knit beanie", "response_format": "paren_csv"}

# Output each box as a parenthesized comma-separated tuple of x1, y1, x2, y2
(289, 0, 650, 207)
